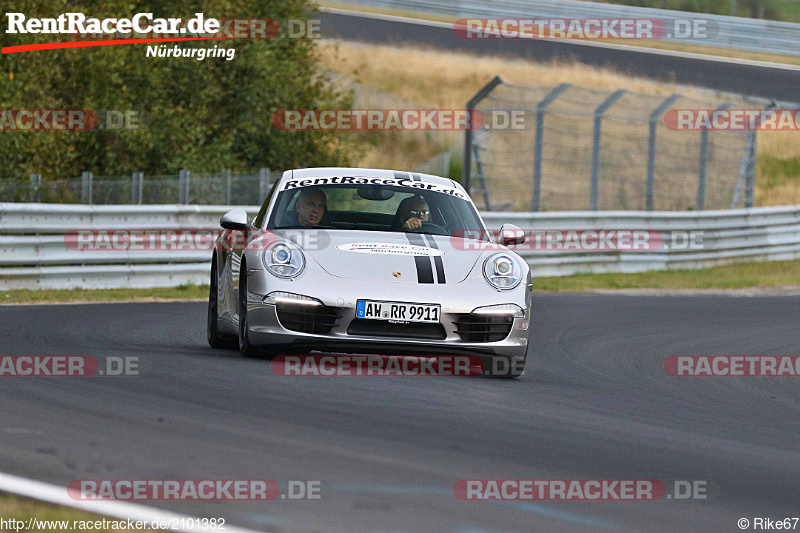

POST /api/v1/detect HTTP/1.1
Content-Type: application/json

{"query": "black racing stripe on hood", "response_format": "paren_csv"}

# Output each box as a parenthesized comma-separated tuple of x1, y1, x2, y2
(406, 233, 434, 284)
(423, 235, 446, 284)
(393, 171, 411, 180)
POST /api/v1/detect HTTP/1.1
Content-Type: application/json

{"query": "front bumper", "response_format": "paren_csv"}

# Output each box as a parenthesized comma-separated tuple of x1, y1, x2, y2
(243, 274, 530, 359)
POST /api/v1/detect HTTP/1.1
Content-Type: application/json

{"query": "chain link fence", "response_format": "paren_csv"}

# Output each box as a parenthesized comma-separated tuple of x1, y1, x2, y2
(1, 169, 277, 205)
(463, 77, 769, 211)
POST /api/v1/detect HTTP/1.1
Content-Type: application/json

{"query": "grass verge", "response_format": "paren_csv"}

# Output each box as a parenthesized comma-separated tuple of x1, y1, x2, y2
(1, 261, 798, 303)
(534, 260, 800, 292)
(0, 284, 208, 304)
(0, 492, 161, 532)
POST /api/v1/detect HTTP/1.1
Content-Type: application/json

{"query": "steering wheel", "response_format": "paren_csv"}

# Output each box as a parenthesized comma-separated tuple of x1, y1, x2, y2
(409, 221, 447, 234)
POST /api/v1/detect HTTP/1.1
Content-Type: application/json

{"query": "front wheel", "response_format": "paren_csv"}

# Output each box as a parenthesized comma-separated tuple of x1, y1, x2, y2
(208, 257, 235, 349)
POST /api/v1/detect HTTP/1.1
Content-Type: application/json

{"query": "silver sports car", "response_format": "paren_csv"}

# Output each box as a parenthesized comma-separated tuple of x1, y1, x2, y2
(207, 167, 531, 377)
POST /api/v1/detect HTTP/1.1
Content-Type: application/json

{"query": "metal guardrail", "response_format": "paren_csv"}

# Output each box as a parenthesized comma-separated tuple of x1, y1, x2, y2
(0, 204, 250, 290)
(482, 206, 800, 276)
(1, 203, 799, 288)
(336, 0, 800, 56)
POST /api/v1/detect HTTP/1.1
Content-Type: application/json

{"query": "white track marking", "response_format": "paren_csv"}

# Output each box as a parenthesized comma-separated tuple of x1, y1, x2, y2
(0, 471, 264, 533)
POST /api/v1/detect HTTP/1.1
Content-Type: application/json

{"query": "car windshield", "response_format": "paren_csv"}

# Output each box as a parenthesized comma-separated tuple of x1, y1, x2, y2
(266, 181, 488, 238)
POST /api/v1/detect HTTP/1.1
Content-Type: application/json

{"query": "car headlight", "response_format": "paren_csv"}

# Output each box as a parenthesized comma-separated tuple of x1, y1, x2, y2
(263, 242, 305, 278)
(482, 253, 522, 290)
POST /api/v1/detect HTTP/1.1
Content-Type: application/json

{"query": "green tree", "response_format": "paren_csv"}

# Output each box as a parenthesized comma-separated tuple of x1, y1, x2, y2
(0, 0, 354, 186)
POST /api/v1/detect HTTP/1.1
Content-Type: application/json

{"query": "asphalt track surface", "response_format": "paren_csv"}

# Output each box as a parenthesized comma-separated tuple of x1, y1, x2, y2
(1, 295, 799, 532)
(318, 11, 800, 103)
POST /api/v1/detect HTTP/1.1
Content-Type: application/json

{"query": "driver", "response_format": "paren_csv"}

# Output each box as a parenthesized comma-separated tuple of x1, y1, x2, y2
(391, 196, 430, 231)
(295, 187, 327, 226)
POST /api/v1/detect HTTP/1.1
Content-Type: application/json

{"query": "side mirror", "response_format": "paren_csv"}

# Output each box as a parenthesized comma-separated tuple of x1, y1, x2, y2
(220, 209, 250, 230)
(499, 223, 526, 246)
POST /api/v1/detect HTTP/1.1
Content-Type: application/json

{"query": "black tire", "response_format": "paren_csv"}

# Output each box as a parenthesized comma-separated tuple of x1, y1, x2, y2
(207, 256, 235, 349)
(238, 263, 261, 358)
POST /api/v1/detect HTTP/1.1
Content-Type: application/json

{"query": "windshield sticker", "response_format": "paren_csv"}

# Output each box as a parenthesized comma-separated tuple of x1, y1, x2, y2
(282, 176, 467, 200)
(337, 243, 445, 257)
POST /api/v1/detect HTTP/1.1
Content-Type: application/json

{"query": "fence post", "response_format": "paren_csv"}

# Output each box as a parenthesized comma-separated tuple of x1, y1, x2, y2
(131, 172, 144, 204)
(744, 129, 757, 208)
(225, 169, 232, 205)
(590, 90, 626, 210)
(137, 172, 144, 204)
(472, 139, 491, 211)
(179, 170, 190, 204)
(532, 83, 571, 211)
(259, 168, 271, 200)
(81, 171, 93, 204)
(697, 103, 730, 210)
(30, 174, 42, 203)
(731, 129, 757, 208)
(646, 94, 681, 211)
(462, 76, 503, 193)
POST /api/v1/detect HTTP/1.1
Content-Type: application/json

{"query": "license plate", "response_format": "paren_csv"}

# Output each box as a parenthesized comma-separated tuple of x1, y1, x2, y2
(356, 300, 440, 323)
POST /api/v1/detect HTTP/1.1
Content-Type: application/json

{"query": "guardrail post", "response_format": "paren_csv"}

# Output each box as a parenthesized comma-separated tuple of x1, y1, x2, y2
(259, 168, 271, 200)
(30, 174, 41, 202)
(225, 169, 232, 205)
(533, 83, 571, 211)
(462, 76, 503, 193)
(81, 171, 93, 204)
(179, 170, 190, 204)
(590, 90, 626, 210)
(646, 94, 681, 211)
(697, 103, 730, 210)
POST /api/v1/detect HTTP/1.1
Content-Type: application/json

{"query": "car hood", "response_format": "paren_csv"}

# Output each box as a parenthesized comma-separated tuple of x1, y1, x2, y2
(275, 229, 490, 284)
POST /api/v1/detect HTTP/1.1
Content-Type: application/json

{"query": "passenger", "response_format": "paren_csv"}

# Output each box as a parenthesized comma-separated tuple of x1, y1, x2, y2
(391, 196, 429, 231)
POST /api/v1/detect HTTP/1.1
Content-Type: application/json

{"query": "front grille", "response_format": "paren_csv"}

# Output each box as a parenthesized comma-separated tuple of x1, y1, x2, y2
(454, 315, 513, 343)
(347, 319, 446, 340)
(276, 304, 340, 335)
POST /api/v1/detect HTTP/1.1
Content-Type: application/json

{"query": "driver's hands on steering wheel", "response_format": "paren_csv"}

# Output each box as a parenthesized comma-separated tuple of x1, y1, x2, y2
(402, 216, 423, 230)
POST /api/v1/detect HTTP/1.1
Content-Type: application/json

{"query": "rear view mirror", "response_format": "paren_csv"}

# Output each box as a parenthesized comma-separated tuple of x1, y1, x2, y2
(220, 209, 249, 230)
(357, 185, 395, 201)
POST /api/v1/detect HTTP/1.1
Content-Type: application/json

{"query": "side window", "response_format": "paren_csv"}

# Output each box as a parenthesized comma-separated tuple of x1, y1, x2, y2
(254, 180, 280, 228)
